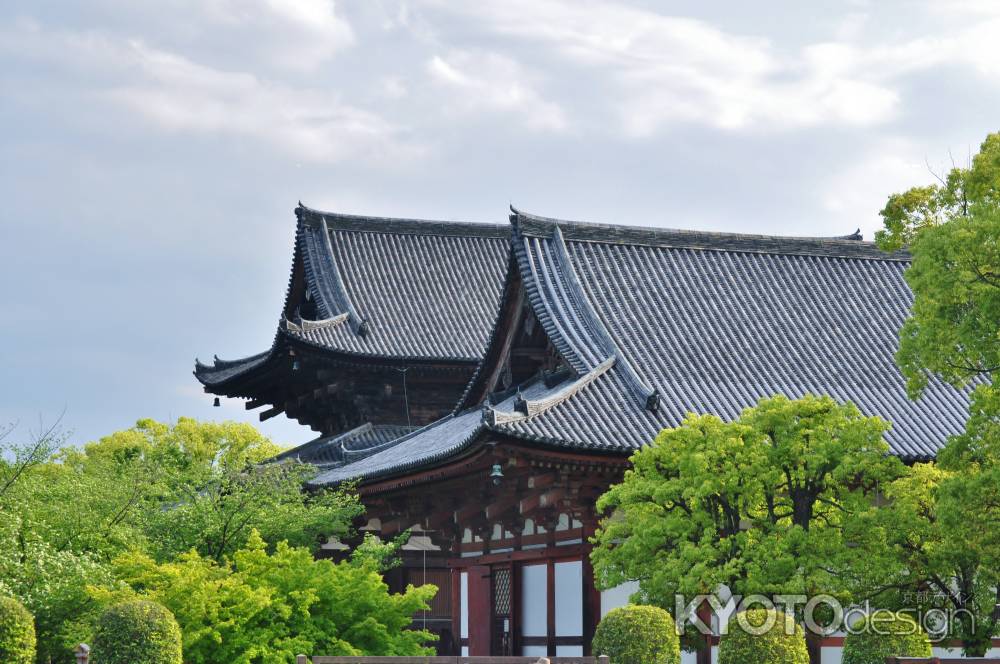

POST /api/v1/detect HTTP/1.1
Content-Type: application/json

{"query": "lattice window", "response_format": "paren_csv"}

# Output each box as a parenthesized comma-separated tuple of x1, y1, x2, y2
(493, 567, 511, 616)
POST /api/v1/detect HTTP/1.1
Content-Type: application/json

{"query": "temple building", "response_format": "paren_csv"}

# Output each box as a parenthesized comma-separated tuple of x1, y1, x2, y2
(197, 204, 971, 659)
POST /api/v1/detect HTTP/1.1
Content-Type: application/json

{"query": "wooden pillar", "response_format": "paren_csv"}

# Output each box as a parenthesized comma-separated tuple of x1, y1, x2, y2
(696, 601, 712, 664)
(546, 558, 556, 657)
(581, 521, 601, 655)
(467, 565, 492, 656)
(450, 567, 462, 655)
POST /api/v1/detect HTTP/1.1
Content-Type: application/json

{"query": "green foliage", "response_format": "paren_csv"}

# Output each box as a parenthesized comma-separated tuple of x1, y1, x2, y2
(842, 612, 931, 664)
(854, 463, 1000, 656)
(0, 596, 36, 664)
(0, 513, 116, 663)
(875, 132, 1000, 252)
(107, 418, 364, 562)
(0, 417, 364, 662)
(871, 131, 1000, 656)
(92, 600, 182, 664)
(718, 609, 808, 664)
(891, 207, 1000, 399)
(592, 394, 900, 644)
(89, 531, 437, 664)
(591, 605, 680, 664)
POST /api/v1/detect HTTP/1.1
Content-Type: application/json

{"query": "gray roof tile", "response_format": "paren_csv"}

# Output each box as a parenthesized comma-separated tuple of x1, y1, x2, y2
(493, 210, 969, 460)
(311, 209, 971, 485)
(195, 205, 510, 386)
(273, 423, 417, 467)
(308, 408, 484, 486)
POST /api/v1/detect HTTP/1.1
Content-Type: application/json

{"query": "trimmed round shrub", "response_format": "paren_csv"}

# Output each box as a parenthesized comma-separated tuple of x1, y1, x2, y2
(719, 608, 809, 664)
(92, 600, 182, 664)
(0, 596, 36, 664)
(843, 611, 932, 664)
(592, 604, 680, 664)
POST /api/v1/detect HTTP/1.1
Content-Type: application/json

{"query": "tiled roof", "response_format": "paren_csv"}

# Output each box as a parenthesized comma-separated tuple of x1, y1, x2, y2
(307, 408, 485, 486)
(308, 209, 971, 485)
(194, 351, 271, 386)
(489, 209, 967, 460)
(273, 423, 417, 467)
(291, 207, 510, 360)
(194, 205, 510, 387)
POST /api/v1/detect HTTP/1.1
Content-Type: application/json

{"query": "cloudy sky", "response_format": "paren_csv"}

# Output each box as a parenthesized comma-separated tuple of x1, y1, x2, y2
(2, 1, 998, 447)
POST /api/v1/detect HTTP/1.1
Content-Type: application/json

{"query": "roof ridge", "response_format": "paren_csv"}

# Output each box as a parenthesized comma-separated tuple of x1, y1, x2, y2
(512, 219, 660, 411)
(298, 214, 368, 336)
(510, 206, 909, 261)
(550, 227, 660, 411)
(297, 202, 508, 238)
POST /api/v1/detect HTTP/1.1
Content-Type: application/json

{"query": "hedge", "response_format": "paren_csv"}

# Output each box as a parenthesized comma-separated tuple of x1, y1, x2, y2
(718, 608, 809, 664)
(591, 604, 680, 664)
(0, 596, 36, 664)
(843, 611, 932, 664)
(92, 600, 182, 664)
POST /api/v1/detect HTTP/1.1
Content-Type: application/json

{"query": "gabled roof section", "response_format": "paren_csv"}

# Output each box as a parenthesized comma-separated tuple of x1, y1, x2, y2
(195, 205, 510, 389)
(495, 208, 966, 460)
(287, 205, 510, 361)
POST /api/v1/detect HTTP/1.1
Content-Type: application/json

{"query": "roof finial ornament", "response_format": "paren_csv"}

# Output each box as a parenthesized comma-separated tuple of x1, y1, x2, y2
(514, 389, 528, 414)
(645, 388, 660, 413)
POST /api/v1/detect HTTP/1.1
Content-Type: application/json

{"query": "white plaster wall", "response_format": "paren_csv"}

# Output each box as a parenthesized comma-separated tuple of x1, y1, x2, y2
(520, 563, 547, 637)
(599, 580, 640, 617)
(460, 571, 468, 640)
(554, 560, 583, 637)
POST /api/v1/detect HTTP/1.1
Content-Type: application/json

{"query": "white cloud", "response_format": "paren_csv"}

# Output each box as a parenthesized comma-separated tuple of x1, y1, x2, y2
(93, 0, 355, 72)
(427, 50, 568, 132)
(211, 0, 354, 71)
(110, 41, 413, 163)
(430, 0, 1000, 135)
(820, 138, 935, 237)
(0, 20, 417, 164)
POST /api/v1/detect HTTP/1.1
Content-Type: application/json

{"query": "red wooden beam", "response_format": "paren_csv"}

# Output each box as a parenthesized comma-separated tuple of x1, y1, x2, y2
(454, 502, 484, 523)
(484, 493, 520, 521)
(520, 488, 565, 516)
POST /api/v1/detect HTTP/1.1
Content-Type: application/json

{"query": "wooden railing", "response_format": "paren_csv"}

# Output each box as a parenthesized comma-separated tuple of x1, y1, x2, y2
(295, 657, 610, 664)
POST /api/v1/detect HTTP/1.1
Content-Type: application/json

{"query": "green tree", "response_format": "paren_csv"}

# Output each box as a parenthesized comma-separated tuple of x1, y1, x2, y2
(132, 418, 362, 561)
(591, 395, 901, 653)
(872, 132, 1000, 655)
(0, 596, 36, 664)
(842, 612, 932, 664)
(0, 417, 364, 661)
(854, 464, 999, 655)
(592, 605, 680, 664)
(92, 601, 182, 664)
(718, 609, 809, 664)
(88, 531, 437, 664)
(0, 513, 116, 663)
